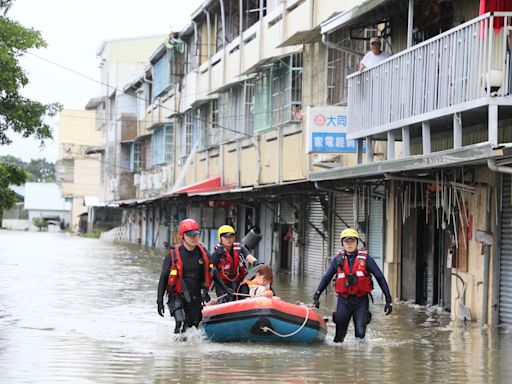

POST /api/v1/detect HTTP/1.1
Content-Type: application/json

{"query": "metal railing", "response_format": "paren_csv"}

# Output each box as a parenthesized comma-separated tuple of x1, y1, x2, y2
(347, 12, 512, 137)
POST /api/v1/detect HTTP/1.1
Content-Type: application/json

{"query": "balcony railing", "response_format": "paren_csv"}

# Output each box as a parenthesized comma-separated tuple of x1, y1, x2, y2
(347, 12, 512, 139)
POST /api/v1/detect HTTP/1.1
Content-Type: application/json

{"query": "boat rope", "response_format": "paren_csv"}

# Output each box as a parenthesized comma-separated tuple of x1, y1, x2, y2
(260, 305, 310, 338)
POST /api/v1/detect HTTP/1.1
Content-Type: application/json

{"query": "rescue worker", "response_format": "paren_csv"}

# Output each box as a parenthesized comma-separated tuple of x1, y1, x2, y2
(210, 224, 258, 303)
(156, 219, 231, 334)
(312, 228, 392, 343)
(237, 264, 274, 299)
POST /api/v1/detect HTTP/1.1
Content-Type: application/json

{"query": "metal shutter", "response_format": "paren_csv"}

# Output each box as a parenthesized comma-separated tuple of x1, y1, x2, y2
(500, 174, 512, 325)
(258, 203, 274, 265)
(305, 197, 328, 278)
(331, 193, 355, 255)
(369, 197, 384, 296)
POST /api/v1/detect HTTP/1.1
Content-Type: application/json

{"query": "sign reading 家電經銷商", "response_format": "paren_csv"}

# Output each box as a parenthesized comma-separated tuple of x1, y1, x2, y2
(305, 106, 364, 154)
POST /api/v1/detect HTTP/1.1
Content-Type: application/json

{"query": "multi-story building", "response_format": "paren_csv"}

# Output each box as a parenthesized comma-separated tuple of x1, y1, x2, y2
(89, 0, 512, 326)
(57, 109, 102, 231)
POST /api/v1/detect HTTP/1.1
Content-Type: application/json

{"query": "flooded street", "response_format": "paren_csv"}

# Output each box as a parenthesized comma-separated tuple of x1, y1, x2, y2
(1, 231, 512, 383)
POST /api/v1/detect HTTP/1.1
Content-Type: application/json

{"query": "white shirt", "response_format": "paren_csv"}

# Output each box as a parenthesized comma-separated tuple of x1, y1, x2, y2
(360, 50, 391, 69)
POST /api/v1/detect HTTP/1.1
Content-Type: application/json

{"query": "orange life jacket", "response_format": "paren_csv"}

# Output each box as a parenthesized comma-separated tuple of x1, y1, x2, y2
(239, 279, 272, 297)
(334, 249, 373, 298)
(218, 243, 247, 284)
(166, 244, 212, 296)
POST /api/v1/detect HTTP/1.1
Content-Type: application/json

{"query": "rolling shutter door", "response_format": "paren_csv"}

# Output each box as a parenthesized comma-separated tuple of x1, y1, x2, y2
(280, 201, 299, 274)
(305, 197, 328, 278)
(332, 193, 355, 255)
(500, 174, 512, 325)
(258, 203, 274, 265)
(369, 197, 384, 296)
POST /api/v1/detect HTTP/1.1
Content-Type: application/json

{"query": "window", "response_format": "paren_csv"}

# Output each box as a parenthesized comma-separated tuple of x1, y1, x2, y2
(198, 99, 220, 149)
(130, 142, 141, 172)
(180, 112, 194, 161)
(326, 28, 367, 106)
(152, 50, 175, 99)
(151, 124, 174, 166)
(254, 53, 303, 132)
(219, 79, 254, 141)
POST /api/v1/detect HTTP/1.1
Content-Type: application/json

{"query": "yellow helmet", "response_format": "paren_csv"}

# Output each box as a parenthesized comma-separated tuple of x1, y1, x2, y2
(218, 224, 236, 241)
(340, 228, 359, 241)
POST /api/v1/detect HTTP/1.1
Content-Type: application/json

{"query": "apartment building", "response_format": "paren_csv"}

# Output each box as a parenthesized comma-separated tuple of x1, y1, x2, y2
(88, 0, 512, 326)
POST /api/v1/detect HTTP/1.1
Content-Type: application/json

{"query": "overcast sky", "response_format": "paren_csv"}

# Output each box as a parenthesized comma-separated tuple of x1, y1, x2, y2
(0, 0, 202, 162)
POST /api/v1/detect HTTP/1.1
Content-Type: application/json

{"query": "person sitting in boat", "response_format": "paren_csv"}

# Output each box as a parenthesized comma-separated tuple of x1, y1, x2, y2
(312, 228, 392, 343)
(237, 264, 274, 299)
(156, 219, 232, 334)
(210, 224, 259, 303)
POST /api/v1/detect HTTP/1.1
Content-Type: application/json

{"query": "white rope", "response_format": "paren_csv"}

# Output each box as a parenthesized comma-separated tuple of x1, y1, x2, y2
(260, 305, 310, 338)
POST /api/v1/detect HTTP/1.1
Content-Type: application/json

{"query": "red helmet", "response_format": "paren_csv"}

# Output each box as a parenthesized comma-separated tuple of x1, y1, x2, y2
(179, 219, 200, 237)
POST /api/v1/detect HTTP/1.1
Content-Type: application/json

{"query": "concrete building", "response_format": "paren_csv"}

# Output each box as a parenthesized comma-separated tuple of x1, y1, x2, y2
(57, 109, 102, 231)
(86, 0, 512, 327)
(24, 183, 71, 231)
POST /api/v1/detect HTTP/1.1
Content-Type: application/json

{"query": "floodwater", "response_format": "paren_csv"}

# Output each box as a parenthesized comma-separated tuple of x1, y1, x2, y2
(1, 231, 512, 383)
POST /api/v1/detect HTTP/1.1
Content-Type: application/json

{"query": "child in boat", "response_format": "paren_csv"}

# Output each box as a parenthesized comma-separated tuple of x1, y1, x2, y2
(237, 264, 274, 299)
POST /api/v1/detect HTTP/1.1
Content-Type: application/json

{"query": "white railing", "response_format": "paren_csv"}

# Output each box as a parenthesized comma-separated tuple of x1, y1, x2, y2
(347, 12, 512, 137)
(99, 225, 130, 243)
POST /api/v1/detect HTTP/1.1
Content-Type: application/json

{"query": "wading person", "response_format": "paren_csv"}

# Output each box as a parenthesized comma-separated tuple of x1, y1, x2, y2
(312, 228, 392, 343)
(156, 219, 231, 334)
(210, 224, 258, 303)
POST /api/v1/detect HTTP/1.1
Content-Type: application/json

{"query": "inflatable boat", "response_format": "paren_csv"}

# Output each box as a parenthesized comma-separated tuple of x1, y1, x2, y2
(201, 297, 327, 343)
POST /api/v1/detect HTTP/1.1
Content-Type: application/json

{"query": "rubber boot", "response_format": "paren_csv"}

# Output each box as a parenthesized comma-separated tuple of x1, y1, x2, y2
(333, 326, 346, 343)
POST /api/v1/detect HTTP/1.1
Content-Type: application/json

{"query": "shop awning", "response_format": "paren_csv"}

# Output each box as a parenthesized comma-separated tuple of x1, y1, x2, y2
(165, 176, 234, 196)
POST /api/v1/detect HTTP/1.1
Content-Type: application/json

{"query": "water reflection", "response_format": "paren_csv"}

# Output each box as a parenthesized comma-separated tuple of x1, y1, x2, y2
(0, 231, 511, 383)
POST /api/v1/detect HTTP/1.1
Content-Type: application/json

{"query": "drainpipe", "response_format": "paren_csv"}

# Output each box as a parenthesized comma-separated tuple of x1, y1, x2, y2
(239, 0, 243, 73)
(258, 0, 264, 62)
(407, 0, 414, 49)
(488, 158, 512, 175)
(192, 21, 199, 96)
(220, 0, 226, 85)
(204, 10, 212, 92)
(280, 0, 286, 53)
(482, 183, 491, 325)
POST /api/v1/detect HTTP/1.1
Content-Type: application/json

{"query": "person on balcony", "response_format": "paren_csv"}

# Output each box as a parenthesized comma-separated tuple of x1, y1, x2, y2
(359, 37, 391, 71)
(312, 228, 393, 343)
(210, 224, 258, 303)
(157, 219, 232, 335)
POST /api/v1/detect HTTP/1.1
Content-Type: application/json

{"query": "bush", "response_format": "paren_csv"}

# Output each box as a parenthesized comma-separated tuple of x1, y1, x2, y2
(32, 217, 47, 231)
(82, 229, 102, 238)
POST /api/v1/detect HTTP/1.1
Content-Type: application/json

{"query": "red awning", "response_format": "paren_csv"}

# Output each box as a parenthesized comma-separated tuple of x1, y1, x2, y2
(166, 176, 234, 196)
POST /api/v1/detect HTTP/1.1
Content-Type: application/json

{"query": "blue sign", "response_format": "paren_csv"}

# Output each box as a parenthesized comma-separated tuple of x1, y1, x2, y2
(311, 132, 365, 153)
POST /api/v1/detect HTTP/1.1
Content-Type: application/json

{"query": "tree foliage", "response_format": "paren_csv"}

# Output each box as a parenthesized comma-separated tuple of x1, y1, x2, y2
(0, 161, 26, 214)
(0, 0, 61, 215)
(0, 155, 55, 182)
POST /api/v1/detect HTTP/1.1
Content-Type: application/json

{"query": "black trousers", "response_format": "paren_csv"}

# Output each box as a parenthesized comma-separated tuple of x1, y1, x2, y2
(332, 294, 369, 342)
(167, 296, 203, 333)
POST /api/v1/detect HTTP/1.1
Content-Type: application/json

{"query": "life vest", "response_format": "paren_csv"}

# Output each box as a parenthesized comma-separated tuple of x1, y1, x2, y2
(166, 244, 212, 296)
(217, 242, 247, 284)
(334, 249, 373, 298)
(239, 279, 272, 297)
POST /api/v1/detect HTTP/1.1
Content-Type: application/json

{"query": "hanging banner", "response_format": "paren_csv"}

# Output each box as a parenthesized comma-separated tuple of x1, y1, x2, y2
(305, 106, 364, 153)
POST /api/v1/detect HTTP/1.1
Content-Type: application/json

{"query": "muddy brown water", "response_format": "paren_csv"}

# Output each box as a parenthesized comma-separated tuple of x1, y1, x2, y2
(1, 231, 511, 383)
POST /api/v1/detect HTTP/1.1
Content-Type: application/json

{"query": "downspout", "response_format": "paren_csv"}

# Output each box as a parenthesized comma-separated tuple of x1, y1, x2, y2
(192, 21, 199, 97)
(220, 0, 226, 85)
(204, 10, 212, 92)
(280, 0, 286, 53)
(258, 0, 264, 62)
(482, 183, 491, 325)
(407, 0, 414, 48)
(239, 0, 243, 73)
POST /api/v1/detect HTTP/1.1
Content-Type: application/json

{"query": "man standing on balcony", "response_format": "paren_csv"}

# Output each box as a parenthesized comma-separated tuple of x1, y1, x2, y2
(359, 37, 391, 71)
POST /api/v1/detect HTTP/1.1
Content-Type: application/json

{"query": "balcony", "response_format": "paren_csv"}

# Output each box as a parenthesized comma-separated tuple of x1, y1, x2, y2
(347, 12, 512, 159)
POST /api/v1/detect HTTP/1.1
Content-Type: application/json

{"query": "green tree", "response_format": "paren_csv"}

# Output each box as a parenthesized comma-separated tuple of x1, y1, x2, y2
(0, 0, 61, 216)
(0, 162, 26, 215)
(32, 216, 46, 231)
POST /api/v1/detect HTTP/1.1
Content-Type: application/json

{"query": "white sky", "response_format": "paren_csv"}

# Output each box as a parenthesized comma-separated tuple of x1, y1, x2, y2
(0, 0, 203, 162)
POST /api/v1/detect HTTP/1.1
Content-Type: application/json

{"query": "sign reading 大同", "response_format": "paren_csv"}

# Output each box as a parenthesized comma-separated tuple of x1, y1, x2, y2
(305, 106, 363, 154)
